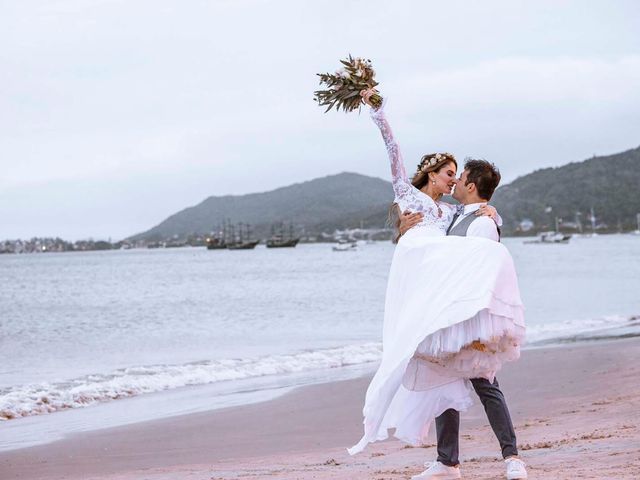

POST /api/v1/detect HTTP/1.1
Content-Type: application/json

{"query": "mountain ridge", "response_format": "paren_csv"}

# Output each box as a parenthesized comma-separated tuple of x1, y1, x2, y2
(128, 145, 640, 240)
(492, 144, 640, 233)
(128, 172, 394, 241)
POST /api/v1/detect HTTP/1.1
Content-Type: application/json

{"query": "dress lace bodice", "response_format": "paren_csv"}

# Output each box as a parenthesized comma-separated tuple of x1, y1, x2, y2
(370, 105, 455, 235)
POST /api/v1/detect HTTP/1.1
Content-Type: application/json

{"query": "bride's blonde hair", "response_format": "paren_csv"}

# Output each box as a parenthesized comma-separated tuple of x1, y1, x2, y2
(388, 153, 457, 243)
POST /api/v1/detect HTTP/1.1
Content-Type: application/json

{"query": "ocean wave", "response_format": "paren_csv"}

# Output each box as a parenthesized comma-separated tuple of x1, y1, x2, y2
(525, 314, 640, 344)
(3, 315, 637, 421)
(0, 343, 383, 421)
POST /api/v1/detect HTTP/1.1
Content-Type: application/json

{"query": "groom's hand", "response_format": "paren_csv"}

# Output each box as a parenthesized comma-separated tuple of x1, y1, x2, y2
(399, 211, 423, 237)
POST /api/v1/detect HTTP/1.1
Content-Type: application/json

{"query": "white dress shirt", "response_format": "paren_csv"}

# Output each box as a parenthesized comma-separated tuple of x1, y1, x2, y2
(450, 202, 500, 242)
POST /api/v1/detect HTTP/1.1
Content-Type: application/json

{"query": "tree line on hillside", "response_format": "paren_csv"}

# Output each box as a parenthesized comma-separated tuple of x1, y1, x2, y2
(129, 146, 640, 241)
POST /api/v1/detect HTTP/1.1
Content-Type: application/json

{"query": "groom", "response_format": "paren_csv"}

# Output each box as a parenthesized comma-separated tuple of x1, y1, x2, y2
(398, 159, 527, 480)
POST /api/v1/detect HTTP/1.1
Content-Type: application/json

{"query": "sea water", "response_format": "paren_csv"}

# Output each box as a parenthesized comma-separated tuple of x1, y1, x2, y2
(1, 234, 639, 449)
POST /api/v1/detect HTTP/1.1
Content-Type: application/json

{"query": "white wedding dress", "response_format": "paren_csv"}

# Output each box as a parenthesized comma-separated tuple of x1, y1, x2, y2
(348, 105, 526, 455)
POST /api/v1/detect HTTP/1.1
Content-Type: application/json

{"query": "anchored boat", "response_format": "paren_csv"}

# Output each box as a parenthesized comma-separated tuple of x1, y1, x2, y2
(524, 231, 572, 244)
(266, 222, 300, 248)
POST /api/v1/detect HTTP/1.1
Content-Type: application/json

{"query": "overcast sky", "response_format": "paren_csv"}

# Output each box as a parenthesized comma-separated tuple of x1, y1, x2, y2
(1, 0, 639, 240)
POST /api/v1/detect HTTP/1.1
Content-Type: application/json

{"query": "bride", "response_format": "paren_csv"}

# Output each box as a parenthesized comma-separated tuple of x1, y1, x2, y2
(348, 91, 525, 455)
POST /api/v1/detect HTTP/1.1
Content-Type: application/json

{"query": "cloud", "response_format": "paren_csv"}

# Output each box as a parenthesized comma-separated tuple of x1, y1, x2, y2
(1, 0, 639, 238)
(396, 56, 640, 110)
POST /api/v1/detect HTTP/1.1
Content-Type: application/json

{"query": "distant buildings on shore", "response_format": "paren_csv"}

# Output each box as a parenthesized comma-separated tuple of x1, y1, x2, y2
(0, 237, 126, 254)
(0, 228, 395, 254)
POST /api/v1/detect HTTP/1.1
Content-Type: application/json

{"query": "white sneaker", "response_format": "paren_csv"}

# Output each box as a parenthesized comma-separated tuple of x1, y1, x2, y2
(411, 460, 461, 480)
(505, 457, 527, 479)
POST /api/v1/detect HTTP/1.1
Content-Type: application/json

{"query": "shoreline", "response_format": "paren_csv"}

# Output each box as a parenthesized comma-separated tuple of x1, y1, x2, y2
(2, 337, 640, 479)
(0, 361, 378, 453)
(1, 232, 639, 256)
(2, 326, 638, 453)
(3, 318, 638, 432)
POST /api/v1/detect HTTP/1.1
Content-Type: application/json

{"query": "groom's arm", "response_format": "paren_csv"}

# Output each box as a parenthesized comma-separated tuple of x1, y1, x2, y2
(398, 209, 499, 241)
(398, 211, 423, 237)
(467, 216, 500, 242)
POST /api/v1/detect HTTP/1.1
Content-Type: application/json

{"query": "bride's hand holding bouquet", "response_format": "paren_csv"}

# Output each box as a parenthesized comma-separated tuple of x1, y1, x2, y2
(313, 55, 383, 113)
(359, 87, 380, 108)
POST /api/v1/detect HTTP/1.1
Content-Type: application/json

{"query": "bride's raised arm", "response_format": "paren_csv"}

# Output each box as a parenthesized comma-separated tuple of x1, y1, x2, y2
(361, 92, 413, 201)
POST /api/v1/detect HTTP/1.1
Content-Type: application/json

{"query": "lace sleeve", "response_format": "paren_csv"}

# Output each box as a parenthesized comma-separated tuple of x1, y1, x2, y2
(370, 105, 413, 201)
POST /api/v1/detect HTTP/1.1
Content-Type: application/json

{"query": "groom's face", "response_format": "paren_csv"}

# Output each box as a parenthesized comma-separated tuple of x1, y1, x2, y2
(453, 169, 470, 202)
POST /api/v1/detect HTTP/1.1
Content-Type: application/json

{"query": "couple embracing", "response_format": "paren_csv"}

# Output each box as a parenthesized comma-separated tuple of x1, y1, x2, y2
(348, 91, 527, 480)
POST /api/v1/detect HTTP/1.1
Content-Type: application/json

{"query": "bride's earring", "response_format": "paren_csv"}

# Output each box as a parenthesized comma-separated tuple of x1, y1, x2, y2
(432, 180, 436, 185)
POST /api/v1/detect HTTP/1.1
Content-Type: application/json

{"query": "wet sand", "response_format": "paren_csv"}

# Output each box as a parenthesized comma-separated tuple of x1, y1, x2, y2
(2, 337, 640, 479)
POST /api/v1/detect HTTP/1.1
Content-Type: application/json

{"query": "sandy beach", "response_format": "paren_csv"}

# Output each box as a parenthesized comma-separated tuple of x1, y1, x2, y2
(2, 337, 640, 480)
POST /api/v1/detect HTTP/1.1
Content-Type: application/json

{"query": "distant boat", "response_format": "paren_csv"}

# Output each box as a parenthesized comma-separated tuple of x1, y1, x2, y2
(266, 238, 300, 248)
(227, 240, 260, 250)
(266, 222, 300, 248)
(205, 237, 227, 250)
(332, 241, 358, 252)
(206, 223, 227, 250)
(226, 222, 259, 250)
(207, 221, 260, 250)
(524, 231, 572, 244)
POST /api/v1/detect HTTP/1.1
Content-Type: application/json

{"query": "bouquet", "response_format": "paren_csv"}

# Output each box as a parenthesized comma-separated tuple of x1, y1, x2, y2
(314, 55, 383, 113)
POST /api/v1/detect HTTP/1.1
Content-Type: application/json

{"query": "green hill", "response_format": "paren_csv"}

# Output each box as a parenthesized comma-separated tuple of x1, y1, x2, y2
(128, 172, 394, 241)
(129, 145, 640, 240)
(492, 145, 640, 234)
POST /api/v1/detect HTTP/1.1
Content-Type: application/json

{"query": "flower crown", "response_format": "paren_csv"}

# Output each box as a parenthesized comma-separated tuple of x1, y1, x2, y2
(417, 152, 454, 174)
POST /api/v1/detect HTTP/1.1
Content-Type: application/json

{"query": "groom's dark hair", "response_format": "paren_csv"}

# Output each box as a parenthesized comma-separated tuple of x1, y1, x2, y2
(464, 159, 501, 200)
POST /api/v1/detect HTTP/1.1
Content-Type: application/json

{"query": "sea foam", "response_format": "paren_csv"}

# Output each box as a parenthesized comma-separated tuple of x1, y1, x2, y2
(525, 314, 639, 344)
(3, 314, 637, 421)
(0, 343, 383, 420)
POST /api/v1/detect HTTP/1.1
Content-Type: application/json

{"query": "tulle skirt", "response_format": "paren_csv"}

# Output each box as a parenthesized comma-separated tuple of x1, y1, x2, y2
(348, 228, 525, 454)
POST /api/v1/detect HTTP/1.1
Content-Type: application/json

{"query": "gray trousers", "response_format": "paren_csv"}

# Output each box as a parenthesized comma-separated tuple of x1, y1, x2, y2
(435, 377, 518, 466)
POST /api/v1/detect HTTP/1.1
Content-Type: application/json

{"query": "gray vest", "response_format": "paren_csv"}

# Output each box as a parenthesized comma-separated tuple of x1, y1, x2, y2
(446, 212, 501, 239)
